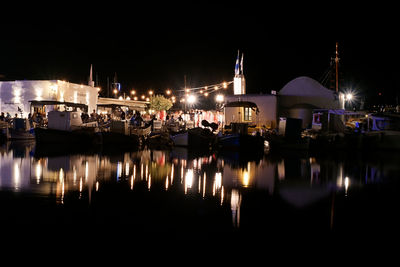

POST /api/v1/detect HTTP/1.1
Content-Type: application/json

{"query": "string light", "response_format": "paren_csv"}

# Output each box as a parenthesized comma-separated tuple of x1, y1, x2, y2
(111, 80, 232, 102)
(178, 81, 233, 94)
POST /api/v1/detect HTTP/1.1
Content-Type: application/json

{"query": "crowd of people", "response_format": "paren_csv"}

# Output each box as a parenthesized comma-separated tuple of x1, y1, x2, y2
(0, 111, 46, 128)
(0, 107, 222, 133)
(0, 112, 13, 122)
(80, 108, 150, 129)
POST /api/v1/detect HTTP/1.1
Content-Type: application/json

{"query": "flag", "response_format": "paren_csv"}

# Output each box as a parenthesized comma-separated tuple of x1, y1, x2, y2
(240, 52, 244, 74)
(235, 50, 240, 76)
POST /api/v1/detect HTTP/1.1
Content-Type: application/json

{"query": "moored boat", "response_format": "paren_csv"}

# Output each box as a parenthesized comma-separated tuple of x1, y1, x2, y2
(9, 118, 35, 140)
(100, 120, 151, 147)
(34, 110, 100, 145)
(171, 131, 188, 146)
(217, 133, 265, 151)
(171, 127, 216, 149)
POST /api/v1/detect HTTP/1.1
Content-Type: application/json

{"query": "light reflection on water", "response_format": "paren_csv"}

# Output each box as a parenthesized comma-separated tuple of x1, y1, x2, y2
(1, 140, 399, 233)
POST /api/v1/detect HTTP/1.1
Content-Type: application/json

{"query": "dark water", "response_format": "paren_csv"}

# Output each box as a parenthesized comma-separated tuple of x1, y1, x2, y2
(1, 140, 400, 254)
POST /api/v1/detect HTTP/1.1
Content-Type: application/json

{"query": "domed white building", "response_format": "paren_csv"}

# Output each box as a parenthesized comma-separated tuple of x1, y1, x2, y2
(278, 76, 342, 128)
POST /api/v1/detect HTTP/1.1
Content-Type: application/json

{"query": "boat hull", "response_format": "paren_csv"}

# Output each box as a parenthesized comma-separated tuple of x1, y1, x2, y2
(362, 130, 400, 150)
(9, 129, 35, 140)
(171, 128, 216, 148)
(171, 132, 188, 146)
(101, 131, 140, 147)
(34, 127, 100, 145)
(218, 134, 264, 150)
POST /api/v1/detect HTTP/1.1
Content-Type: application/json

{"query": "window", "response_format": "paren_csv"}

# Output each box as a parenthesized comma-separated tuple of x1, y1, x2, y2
(244, 107, 252, 121)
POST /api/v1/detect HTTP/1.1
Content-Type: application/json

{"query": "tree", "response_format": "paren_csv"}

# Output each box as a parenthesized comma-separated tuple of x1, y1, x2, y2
(149, 94, 173, 112)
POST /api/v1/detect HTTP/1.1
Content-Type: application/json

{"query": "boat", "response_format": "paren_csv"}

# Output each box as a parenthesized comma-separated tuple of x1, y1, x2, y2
(217, 133, 265, 151)
(100, 120, 151, 147)
(9, 118, 35, 140)
(171, 131, 188, 146)
(146, 131, 174, 149)
(34, 110, 101, 145)
(267, 134, 310, 151)
(306, 111, 400, 151)
(0, 120, 10, 141)
(360, 113, 400, 150)
(171, 127, 216, 149)
(217, 133, 240, 148)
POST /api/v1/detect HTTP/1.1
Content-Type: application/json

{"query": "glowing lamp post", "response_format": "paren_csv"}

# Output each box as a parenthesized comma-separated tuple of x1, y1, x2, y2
(215, 94, 224, 111)
(344, 91, 354, 110)
(345, 93, 353, 101)
(215, 94, 224, 103)
(187, 94, 196, 105)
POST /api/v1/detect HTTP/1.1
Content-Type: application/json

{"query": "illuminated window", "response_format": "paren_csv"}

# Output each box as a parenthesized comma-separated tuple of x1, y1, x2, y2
(244, 107, 252, 121)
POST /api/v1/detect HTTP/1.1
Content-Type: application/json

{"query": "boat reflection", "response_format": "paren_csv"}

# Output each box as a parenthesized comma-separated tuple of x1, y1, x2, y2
(0, 141, 398, 230)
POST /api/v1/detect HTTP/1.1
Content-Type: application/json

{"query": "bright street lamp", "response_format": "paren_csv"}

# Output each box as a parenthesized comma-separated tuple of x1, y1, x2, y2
(187, 94, 196, 104)
(345, 93, 353, 101)
(215, 94, 224, 103)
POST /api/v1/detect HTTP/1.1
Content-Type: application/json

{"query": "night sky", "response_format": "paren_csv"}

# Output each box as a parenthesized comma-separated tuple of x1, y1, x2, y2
(1, 4, 399, 107)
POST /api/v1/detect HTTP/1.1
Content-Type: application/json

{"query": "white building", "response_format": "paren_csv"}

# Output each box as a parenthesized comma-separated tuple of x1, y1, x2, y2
(223, 76, 345, 130)
(278, 76, 343, 128)
(0, 80, 99, 117)
(225, 94, 278, 129)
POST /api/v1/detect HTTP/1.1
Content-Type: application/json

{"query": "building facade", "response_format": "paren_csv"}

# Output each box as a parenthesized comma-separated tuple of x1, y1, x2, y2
(223, 76, 344, 130)
(0, 80, 99, 117)
(225, 94, 278, 129)
(278, 76, 343, 128)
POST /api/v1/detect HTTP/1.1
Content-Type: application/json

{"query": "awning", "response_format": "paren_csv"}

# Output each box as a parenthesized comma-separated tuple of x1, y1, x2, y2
(29, 100, 88, 111)
(224, 101, 258, 108)
(223, 101, 259, 113)
(97, 97, 148, 111)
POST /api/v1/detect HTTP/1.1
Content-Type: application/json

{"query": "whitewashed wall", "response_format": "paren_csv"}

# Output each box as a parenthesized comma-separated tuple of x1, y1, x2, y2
(225, 94, 278, 128)
(0, 80, 98, 117)
(56, 81, 98, 113)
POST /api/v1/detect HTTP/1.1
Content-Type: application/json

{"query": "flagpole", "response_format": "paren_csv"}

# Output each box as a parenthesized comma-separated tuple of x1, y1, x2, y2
(240, 53, 244, 75)
(235, 50, 240, 76)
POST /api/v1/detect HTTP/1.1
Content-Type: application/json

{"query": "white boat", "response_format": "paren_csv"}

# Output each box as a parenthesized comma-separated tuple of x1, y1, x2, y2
(35, 110, 100, 145)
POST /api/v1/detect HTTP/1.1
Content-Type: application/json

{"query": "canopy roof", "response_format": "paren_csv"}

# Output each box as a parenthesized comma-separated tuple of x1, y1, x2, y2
(29, 100, 88, 111)
(224, 101, 258, 108)
(97, 97, 148, 111)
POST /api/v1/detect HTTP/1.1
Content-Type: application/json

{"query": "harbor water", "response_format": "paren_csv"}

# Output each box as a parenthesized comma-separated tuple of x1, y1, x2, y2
(1, 141, 399, 250)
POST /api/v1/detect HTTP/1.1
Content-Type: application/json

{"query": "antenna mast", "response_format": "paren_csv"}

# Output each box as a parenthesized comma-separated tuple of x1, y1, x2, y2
(335, 42, 339, 93)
